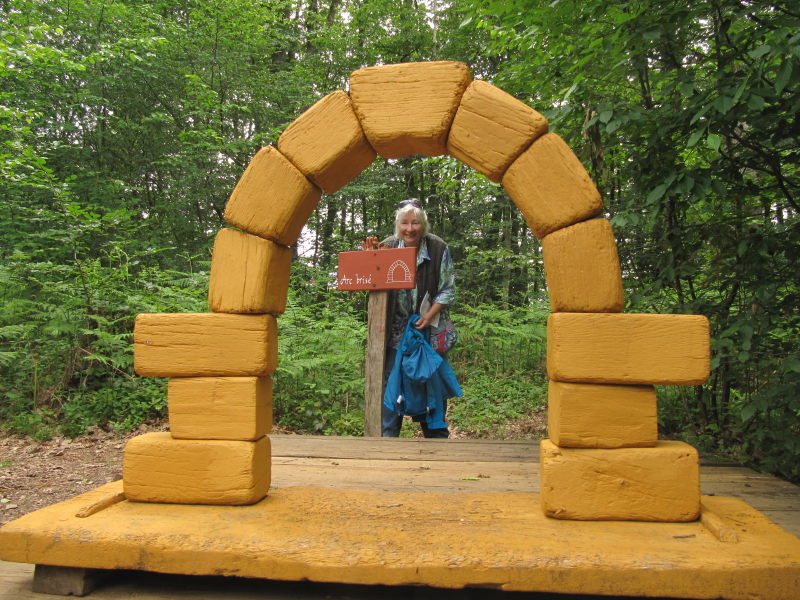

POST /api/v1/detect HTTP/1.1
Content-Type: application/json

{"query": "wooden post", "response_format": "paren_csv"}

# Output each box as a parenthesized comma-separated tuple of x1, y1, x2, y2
(336, 247, 415, 438)
(364, 290, 388, 437)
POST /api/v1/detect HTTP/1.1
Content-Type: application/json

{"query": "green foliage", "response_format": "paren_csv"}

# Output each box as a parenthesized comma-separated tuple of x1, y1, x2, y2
(272, 285, 367, 436)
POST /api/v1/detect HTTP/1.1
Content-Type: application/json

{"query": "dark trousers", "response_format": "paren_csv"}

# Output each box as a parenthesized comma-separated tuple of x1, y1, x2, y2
(382, 347, 450, 438)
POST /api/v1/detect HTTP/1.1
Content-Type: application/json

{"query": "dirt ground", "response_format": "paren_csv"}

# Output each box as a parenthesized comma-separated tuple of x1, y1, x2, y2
(0, 411, 546, 525)
(0, 422, 170, 525)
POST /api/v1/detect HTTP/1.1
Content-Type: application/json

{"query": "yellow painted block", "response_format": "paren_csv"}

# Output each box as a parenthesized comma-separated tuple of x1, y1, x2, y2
(123, 432, 270, 505)
(502, 133, 603, 239)
(542, 218, 624, 312)
(547, 312, 710, 385)
(548, 380, 657, 448)
(208, 228, 291, 314)
(223, 146, 321, 246)
(540, 439, 700, 521)
(447, 80, 548, 182)
(168, 377, 272, 441)
(134, 313, 278, 377)
(277, 91, 377, 194)
(349, 61, 472, 158)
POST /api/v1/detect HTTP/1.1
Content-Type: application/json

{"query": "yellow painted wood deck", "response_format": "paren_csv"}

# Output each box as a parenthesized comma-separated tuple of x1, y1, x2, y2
(1, 435, 799, 599)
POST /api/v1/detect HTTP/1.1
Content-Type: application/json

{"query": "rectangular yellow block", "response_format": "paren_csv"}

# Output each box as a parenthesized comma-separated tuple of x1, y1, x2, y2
(278, 91, 376, 194)
(542, 218, 624, 312)
(547, 312, 710, 385)
(224, 146, 321, 246)
(502, 133, 603, 239)
(123, 432, 270, 505)
(168, 376, 272, 441)
(208, 228, 292, 314)
(540, 439, 700, 521)
(548, 380, 657, 448)
(134, 313, 278, 377)
(349, 61, 471, 158)
(447, 80, 548, 183)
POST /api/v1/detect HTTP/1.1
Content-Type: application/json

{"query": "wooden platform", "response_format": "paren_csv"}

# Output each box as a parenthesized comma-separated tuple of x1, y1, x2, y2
(1, 435, 799, 599)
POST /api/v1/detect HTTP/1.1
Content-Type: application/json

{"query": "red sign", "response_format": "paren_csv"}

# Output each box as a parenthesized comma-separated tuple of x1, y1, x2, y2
(337, 248, 416, 291)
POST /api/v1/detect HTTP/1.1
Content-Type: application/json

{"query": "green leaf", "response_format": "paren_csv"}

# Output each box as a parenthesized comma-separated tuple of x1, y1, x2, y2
(714, 95, 735, 114)
(598, 109, 613, 124)
(646, 183, 668, 204)
(748, 44, 771, 59)
(747, 94, 766, 110)
(706, 133, 722, 152)
(687, 128, 705, 148)
(775, 61, 792, 94)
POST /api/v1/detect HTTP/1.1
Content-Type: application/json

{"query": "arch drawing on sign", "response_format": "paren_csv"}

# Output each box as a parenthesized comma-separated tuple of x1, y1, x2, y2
(126, 61, 710, 522)
(386, 259, 413, 284)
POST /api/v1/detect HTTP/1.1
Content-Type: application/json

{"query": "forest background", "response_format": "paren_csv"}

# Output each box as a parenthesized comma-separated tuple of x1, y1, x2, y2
(1, 0, 798, 482)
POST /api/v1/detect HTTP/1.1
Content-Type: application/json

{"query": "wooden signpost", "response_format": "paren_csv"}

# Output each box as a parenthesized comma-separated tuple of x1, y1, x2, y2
(337, 247, 416, 436)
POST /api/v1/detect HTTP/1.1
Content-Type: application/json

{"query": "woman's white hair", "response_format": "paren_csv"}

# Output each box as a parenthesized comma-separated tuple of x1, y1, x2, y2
(394, 199, 429, 238)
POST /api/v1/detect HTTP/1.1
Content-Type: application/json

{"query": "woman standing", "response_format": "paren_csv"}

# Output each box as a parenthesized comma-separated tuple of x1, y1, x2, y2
(378, 198, 458, 438)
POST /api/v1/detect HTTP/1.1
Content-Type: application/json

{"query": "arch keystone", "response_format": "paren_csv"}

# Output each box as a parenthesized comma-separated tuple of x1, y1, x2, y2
(209, 228, 292, 314)
(447, 80, 548, 182)
(349, 61, 472, 158)
(224, 146, 321, 246)
(503, 133, 603, 239)
(542, 218, 624, 312)
(278, 91, 376, 193)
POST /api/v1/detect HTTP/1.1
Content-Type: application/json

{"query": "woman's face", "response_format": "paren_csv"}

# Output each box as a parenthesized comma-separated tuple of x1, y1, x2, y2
(398, 214, 423, 247)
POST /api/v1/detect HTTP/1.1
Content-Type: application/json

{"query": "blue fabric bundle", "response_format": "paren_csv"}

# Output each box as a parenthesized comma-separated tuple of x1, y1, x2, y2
(383, 315, 463, 429)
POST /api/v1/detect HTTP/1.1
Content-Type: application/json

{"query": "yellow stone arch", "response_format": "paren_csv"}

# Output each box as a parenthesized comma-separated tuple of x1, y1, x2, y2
(126, 61, 710, 522)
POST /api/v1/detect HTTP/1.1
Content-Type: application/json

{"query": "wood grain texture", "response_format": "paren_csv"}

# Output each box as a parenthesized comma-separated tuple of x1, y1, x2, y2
(168, 376, 272, 441)
(364, 291, 388, 437)
(278, 91, 376, 193)
(547, 380, 657, 448)
(447, 80, 548, 182)
(123, 433, 270, 505)
(223, 146, 321, 246)
(540, 439, 701, 521)
(502, 133, 603, 239)
(134, 313, 278, 377)
(542, 218, 624, 312)
(208, 228, 292, 314)
(547, 312, 710, 385)
(349, 61, 471, 158)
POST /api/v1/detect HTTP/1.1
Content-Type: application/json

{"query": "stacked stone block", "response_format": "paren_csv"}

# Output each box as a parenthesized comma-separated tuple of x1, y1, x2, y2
(124, 60, 710, 521)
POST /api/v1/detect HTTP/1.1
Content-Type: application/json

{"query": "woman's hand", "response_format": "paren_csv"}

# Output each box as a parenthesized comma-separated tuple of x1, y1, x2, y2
(414, 303, 444, 330)
(361, 237, 380, 250)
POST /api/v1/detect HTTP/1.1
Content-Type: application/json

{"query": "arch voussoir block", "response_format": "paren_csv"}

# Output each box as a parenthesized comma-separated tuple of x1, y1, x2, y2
(134, 313, 278, 377)
(547, 380, 657, 449)
(540, 439, 700, 521)
(208, 227, 292, 315)
(542, 218, 624, 313)
(224, 146, 321, 246)
(503, 133, 603, 239)
(123, 432, 270, 505)
(349, 61, 472, 158)
(168, 376, 272, 441)
(447, 80, 548, 183)
(546, 312, 710, 385)
(278, 91, 376, 194)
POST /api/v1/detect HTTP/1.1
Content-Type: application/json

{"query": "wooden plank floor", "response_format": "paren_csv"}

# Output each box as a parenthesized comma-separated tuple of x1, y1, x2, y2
(269, 435, 800, 537)
(1, 434, 798, 599)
